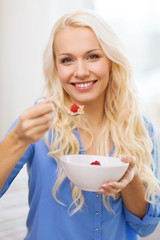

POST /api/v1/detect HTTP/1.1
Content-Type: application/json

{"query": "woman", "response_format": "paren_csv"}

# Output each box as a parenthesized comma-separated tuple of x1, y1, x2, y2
(0, 9, 160, 240)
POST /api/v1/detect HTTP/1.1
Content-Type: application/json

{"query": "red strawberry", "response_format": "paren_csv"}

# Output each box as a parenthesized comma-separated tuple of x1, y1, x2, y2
(90, 160, 101, 165)
(70, 103, 80, 113)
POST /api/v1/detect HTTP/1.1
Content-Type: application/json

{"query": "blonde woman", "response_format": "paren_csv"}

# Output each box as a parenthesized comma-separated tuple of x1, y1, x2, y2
(0, 9, 160, 240)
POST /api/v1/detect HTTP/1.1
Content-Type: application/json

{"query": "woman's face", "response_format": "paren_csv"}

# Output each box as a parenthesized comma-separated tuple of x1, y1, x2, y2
(54, 26, 111, 105)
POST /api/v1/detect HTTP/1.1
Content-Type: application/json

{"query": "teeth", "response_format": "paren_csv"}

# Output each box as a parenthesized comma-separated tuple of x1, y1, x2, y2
(75, 82, 93, 88)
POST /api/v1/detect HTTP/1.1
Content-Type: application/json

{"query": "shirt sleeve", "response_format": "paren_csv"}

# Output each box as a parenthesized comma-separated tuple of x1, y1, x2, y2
(0, 118, 34, 198)
(123, 120, 160, 237)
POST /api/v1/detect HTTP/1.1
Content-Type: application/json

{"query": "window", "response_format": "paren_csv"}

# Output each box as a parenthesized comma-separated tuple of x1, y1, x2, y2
(94, 0, 160, 100)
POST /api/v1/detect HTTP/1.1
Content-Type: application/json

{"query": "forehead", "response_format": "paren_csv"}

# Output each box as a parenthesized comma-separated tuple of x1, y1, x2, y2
(54, 26, 100, 54)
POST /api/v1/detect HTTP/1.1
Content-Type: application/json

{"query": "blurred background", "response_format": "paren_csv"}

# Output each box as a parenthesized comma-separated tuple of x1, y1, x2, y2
(0, 0, 160, 239)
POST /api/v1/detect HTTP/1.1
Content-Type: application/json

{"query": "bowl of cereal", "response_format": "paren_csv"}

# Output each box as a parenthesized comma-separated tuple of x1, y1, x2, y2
(60, 154, 129, 192)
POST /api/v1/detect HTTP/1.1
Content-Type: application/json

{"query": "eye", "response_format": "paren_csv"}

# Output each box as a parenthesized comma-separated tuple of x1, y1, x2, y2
(61, 58, 73, 63)
(87, 54, 100, 60)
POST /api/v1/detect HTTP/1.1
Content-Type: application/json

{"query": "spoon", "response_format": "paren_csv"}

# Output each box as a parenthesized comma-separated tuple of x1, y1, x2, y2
(35, 97, 84, 117)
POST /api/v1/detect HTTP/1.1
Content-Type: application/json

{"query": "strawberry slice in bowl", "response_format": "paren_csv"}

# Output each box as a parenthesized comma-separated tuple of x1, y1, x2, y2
(90, 160, 101, 166)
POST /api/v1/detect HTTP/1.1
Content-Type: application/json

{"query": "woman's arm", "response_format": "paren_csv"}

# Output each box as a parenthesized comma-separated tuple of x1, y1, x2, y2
(0, 129, 29, 190)
(120, 156, 147, 219)
(0, 101, 54, 190)
(99, 155, 147, 219)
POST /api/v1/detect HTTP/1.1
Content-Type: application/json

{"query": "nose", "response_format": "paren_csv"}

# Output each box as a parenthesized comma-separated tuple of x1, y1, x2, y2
(74, 60, 89, 79)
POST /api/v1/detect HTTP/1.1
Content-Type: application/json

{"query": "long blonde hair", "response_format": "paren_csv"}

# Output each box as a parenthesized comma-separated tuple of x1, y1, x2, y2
(43, 9, 160, 215)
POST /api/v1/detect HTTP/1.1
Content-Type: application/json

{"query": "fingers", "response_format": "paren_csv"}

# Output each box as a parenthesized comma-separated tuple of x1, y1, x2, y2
(120, 154, 136, 168)
(22, 101, 54, 119)
(15, 101, 55, 143)
(20, 111, 55, 130)
(21, 123, 51, 143)
(98, 182, 121, 196)
(98, 155, 137, 196)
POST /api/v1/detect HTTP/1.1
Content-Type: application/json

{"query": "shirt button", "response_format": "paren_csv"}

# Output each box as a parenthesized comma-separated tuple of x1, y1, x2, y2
(96, 211, 99, 215)
(96, 194, 99, 198)
(96, 227, 99, 231)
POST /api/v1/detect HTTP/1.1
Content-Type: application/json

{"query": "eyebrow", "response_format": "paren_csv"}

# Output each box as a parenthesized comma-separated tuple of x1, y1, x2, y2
(57, 48, 102, 57)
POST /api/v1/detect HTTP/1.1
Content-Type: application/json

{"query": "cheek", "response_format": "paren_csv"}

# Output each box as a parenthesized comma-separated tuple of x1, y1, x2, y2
(91, 61, 110, 79)
(56, 66, 73, 85)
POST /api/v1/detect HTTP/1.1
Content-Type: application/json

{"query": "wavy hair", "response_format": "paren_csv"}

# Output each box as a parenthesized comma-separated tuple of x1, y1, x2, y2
(43, 9, 160, 215)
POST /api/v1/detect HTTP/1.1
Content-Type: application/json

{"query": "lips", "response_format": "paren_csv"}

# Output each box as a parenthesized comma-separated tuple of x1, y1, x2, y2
(71, 80, 97, 88)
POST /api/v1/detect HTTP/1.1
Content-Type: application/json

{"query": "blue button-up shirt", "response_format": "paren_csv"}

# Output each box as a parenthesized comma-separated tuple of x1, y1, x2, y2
(0, 118, 160, 240)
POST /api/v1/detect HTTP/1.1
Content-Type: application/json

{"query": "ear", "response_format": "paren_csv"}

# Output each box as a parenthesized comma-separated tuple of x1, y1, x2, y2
(54, 63, 58, 72)
(109, 61, 112, 73)
(106, 57, 112, 74)
(53, 50, 58, 72)
(105, 55, 112, 73)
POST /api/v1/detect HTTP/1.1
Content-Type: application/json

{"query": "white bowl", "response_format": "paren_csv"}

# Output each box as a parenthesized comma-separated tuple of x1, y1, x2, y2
(60, 154, 129, 192)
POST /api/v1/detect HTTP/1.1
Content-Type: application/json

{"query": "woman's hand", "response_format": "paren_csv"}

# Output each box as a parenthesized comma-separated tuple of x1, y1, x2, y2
(98, 155, 137, 196)
(13, 101, 54, 144)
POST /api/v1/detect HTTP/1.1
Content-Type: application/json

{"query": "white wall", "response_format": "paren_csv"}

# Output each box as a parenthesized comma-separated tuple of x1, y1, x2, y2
(0, 0, 94, 140)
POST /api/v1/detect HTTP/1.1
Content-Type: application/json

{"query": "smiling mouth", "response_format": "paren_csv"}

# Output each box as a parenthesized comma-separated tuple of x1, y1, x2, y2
(71, 80, 97, 88)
